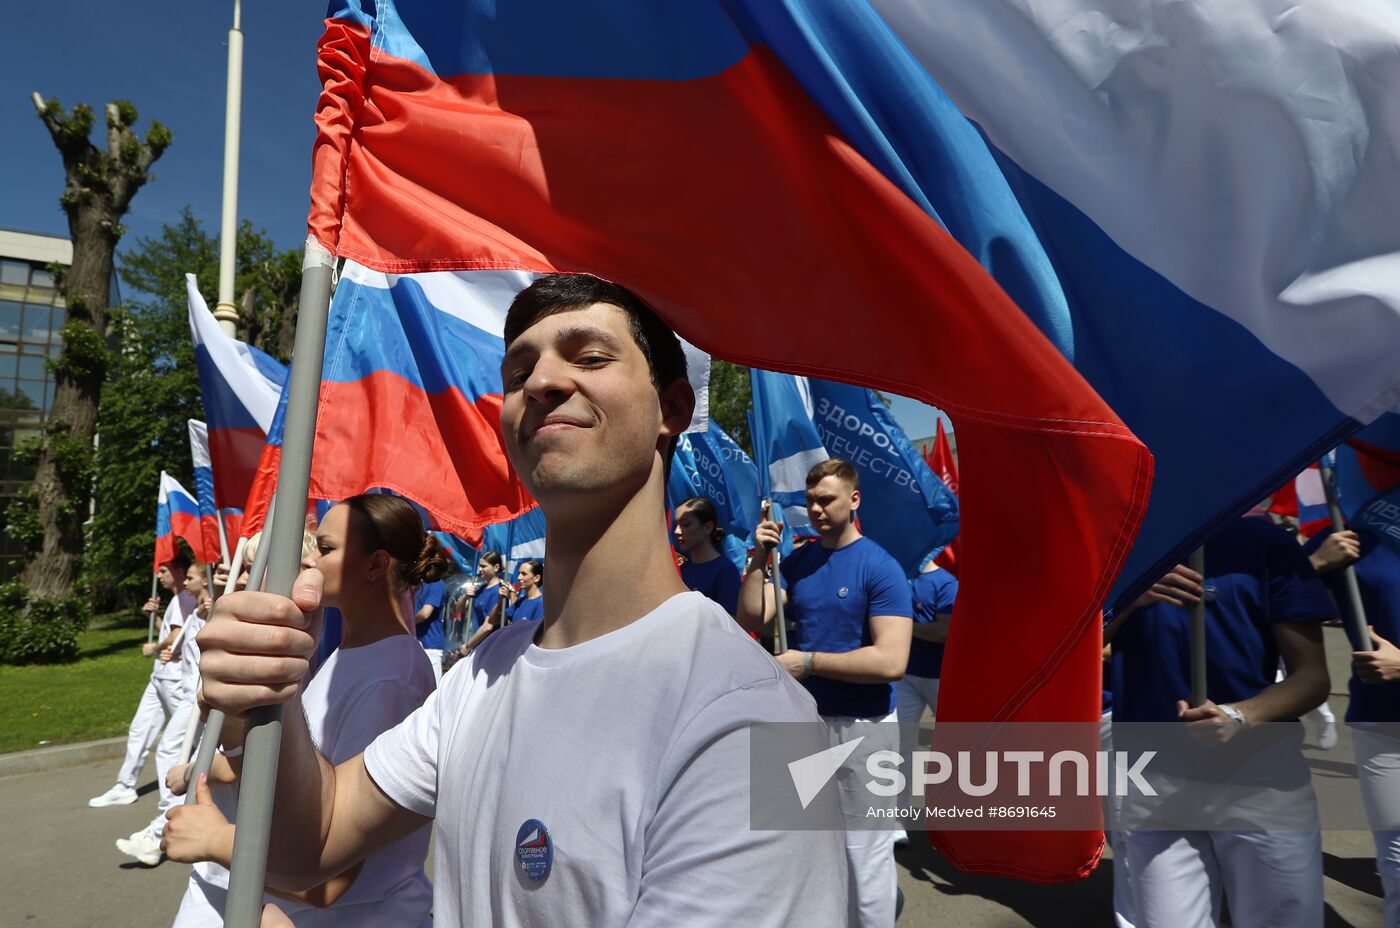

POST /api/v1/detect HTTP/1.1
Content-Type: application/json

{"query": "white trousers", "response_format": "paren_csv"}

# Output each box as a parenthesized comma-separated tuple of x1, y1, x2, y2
(1124, 822, 1322, 928)
(422, 648, 443, 686)
(1355, 727, 1400, 928)
(147, 695, 199, 838)
(1101, 710, 1137, 928)
(172, 874, 225, 928)
(893, 674, 939, 761)
(824, 713, 900, 928)
(115, 674, 182, 790)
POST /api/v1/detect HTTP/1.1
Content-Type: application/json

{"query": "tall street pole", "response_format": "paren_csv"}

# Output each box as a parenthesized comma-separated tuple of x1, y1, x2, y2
(213, 0, 244, 338)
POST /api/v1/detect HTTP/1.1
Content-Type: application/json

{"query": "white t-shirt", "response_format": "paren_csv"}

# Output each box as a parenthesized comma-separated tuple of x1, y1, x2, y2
(179, 607, 207, 698)
(153, 592, 197, 683)
(187, 633, 436, 927)
(364, 591, 849, 927)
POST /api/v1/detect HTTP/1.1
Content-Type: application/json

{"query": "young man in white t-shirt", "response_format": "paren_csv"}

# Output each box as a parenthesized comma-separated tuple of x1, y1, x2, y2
(197, 274, 849, 927)
(89, 557, 196, 808)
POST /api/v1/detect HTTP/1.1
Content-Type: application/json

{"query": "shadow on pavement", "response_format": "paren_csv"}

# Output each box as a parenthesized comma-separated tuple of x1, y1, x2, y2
(1324, 851, 1384, 901)
(896, 834, 1113, 925)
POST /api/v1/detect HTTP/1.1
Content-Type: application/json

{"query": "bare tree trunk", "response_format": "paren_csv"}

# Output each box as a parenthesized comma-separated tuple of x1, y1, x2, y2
(23, 96, 169, 599)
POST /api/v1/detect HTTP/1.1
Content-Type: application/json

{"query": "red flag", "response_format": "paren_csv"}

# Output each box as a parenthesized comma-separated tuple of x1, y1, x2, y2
(924, 419, 962, 575)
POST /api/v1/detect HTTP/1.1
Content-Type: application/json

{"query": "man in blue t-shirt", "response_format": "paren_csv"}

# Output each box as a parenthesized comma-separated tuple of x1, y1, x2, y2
(413, 577, 447, 684)
(1106, 516, 1334, 928)
(737, 458, 912, 928)
(1303, 526, 1400, 925)
(896, 561, 957, 765)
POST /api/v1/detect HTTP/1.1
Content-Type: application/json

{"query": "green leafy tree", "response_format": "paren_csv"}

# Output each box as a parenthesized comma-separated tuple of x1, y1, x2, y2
(19, 95, 171, 600)
(707, 359, 753, 456)
(84, 211, 298, 608)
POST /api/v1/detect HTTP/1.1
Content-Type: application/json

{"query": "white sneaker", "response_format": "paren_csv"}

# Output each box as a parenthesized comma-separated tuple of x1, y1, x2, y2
(88, 785, 138, 807)
(1318, 719, 1339, 750)
(115, 830, 163, 867)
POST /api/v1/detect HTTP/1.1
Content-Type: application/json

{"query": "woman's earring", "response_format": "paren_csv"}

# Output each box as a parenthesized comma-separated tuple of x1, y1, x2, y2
(367, 572, 377, 582)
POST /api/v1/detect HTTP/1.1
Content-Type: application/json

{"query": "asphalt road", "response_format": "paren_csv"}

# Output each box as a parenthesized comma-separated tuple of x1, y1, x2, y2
(0, 626, 1386, 927)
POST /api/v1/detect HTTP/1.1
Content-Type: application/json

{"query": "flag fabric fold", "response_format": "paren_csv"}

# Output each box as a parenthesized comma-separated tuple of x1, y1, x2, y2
(863, 0, 1400, 610)
(307, 0, 1155, 879)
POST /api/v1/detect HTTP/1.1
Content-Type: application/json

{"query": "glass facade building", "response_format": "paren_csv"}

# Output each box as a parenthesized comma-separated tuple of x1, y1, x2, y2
(0, 227, 97, 580)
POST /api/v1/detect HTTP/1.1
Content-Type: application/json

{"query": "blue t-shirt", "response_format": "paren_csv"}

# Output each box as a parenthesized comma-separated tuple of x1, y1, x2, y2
(782, 536, 914, 719)
(413, 580, 446, 649)
(907, 568, 958, 678)
(471, 584, 502, 632)
(1112, 518, 1334, 786)
(508, 595, 545, 624)
(1302, 527, 1400, 724)
(680, 556, 741, 615)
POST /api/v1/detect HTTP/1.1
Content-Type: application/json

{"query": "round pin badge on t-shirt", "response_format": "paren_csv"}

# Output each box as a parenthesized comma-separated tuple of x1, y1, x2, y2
(837, 586, 849, 599)
(515, 819, 553, 882)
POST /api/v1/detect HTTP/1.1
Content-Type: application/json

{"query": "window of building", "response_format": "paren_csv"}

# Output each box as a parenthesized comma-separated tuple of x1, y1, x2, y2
(16, 379, 44, 412)
(17, 353, 46, 381)
(22, 304, 53, 343)
(0, 261, 28, 288)
(0, 301, 20, 342)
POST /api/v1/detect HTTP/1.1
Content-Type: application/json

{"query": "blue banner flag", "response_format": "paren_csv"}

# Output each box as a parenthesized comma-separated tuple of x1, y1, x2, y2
(668, 422, 762, 571)
(805, 379, 959, 574)
(482, 506, 547, 579)
(1334, 412, 1400, 557)
(750, 369, 959, 576)
(749, 370, 826, 541)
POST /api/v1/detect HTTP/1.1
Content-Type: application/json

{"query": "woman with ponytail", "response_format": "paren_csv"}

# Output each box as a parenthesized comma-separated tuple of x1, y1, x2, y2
(163, 494, 441, 927)
(673, 496, 741, 616)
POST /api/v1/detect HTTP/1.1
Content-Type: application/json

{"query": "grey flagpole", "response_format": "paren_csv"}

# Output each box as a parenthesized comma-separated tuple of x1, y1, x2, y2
(185, 532, 252, 801)
(772, 547, 789, 655)
(763, 499, 789, 655)
(1319, 460, 1373, 652)
(223, 240, 334, 928)
(1189, 546, 1207, 707)
(216, 508, 232, 565)
(147, 574, 159, 643)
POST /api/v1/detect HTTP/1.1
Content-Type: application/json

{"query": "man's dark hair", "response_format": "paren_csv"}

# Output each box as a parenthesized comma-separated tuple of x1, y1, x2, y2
(806, 458, 860, 492)
(504, 274, 687, 391)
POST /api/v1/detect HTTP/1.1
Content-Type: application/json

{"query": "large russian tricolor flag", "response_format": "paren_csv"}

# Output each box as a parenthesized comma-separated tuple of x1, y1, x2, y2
(186, 419, 224, 564)
(154, 471, 202, 572)
(188, 277, 288, 539)
(306, 0, 1155, 879)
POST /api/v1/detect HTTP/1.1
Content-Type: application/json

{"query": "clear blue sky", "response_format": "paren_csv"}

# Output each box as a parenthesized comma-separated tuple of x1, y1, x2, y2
(0, 1, 950, 441)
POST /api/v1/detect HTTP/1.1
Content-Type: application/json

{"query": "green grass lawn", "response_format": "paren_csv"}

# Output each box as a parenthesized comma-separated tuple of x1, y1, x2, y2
(0, 611, 156, 754)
